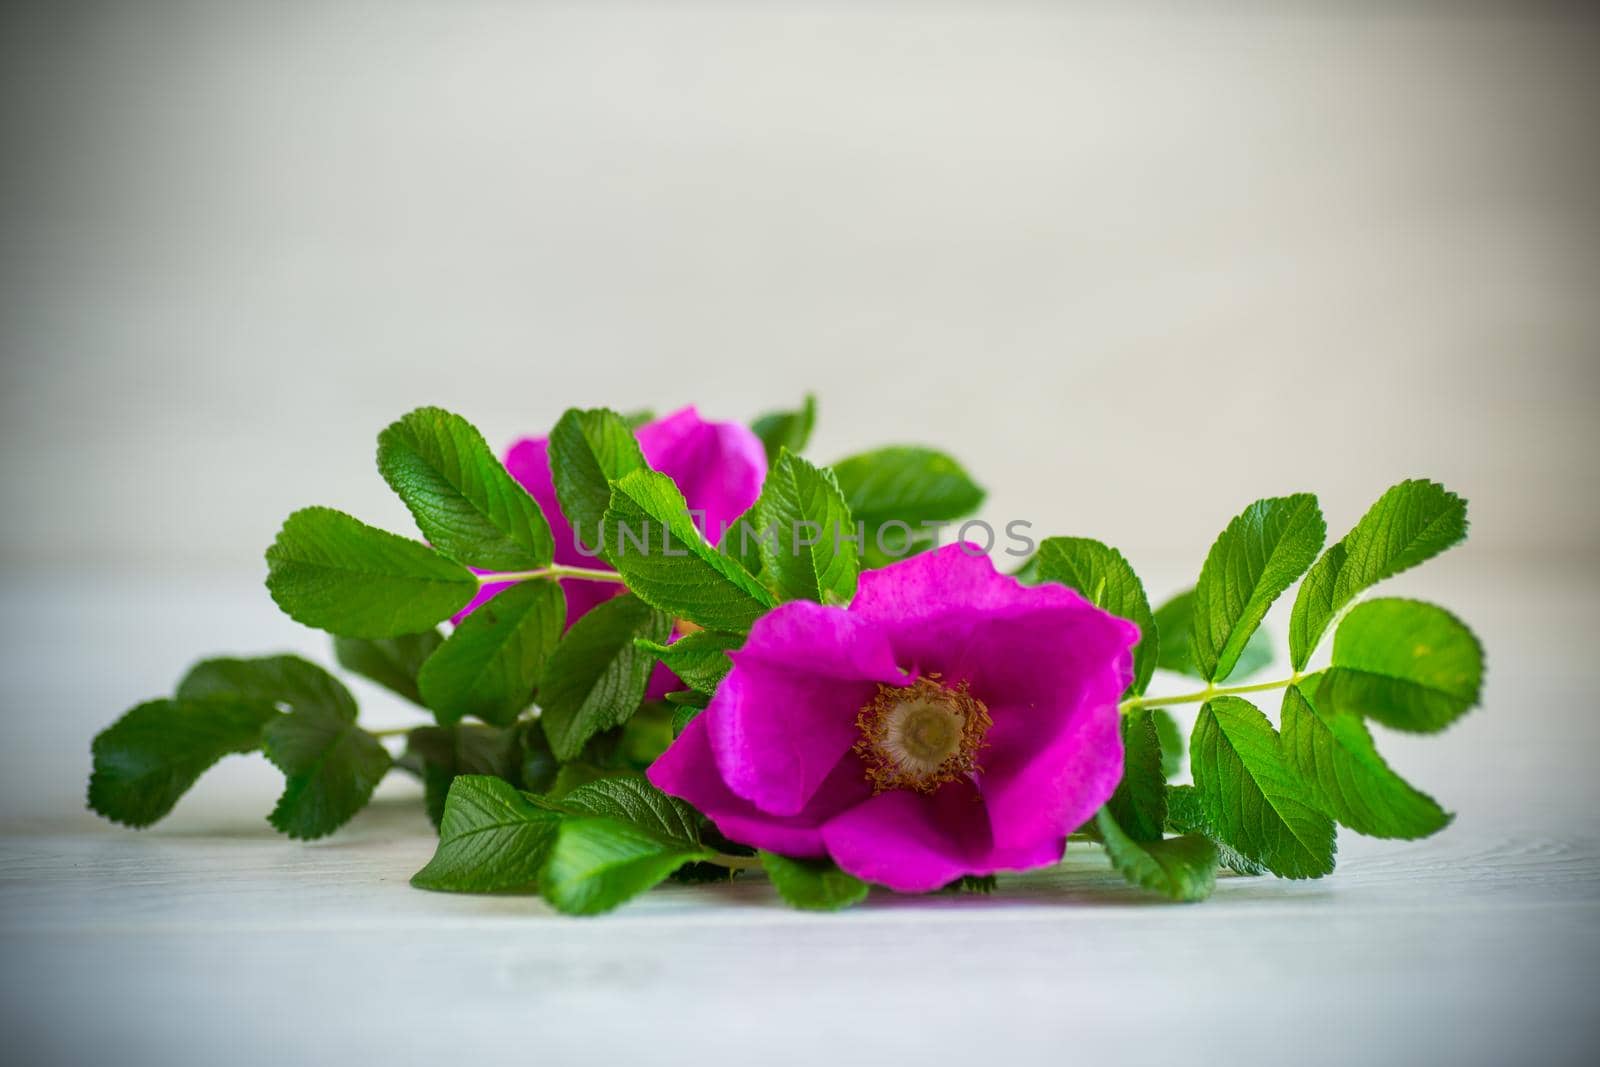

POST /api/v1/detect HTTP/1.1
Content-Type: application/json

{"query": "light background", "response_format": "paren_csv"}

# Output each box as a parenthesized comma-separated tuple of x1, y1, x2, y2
(3, 6, 1600, 1065)
(2, 0, 1596, 580)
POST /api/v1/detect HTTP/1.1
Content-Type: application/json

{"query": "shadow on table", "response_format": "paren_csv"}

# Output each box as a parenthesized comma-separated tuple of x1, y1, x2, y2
(682, 854, 1336, 911)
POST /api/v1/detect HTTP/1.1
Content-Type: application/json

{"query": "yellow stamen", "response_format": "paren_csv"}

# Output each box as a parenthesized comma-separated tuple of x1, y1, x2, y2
(854, 674, 991, 794)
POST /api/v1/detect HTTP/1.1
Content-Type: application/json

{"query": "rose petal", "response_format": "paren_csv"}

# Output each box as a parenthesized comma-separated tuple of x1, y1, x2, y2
(854, 544, 1138, 698)
(652, 538, 1138, 893)
(501, 436, 624, 625)
(636, 406, 768, 542)
(819, 780, 993, 893)
(707, 602, 907, 817)
(649, 714, 832, 857)
(485, 410, 766, 631)
(850, 543, 1032, 629)
(450, 579, 511, 626)
(847, 542, 1138, 858)
(503, 437, 579, 565)
(821, 780, 1071, 893)
(978, 695, 1124, 854)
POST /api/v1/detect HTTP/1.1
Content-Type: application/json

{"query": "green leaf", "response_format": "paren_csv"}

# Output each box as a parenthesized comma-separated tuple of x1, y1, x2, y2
(603, 470, 777, 631)
(1280, 683, 1451, 840)
(332, 631, 444, 706)
(376, 406, 554, 570)
(1163, 783, 1203, 834)
(547, 761, 632, 797)
(167, 654, 390, 838)
(1289, 480, 1468, 670)
(531, 777, 713, 914)
(548, 776, 704, 845)
(1095, 809, 1218, 903)
(259, 666, 391, 840)
(1191, 494, 1325, 682)
(541, 816, 712, 915)
(751, 448, 859, 604)
(517, 722, 560, 795)
(538, 594, 673, 761)
(941, 875, 998, 894)
(177, 654, 357, 718)
(671, 860, 740, 885)
(718, 506, 765, 578)
(760, 852, 870, 910)
(1165, 784, 1266, 876)
(635, 629, 741, 694)
(1152, 708, 1185, 779)
(548, 407, 649, 557)
(831, 446, 984, 529)
(670, 703, 703, 737)
(616, 704, 677, 769)
(411, 776, 561, 892)
(751, 393, 817, 465)
(1317, 598, 1483, 733)
(1034, 537, 1157, 696)
(265, 507, 479, 638)
(88, 699, 278, 828)
(1191, 696, 1336, 879)
(1152, 588, 1274, 682)
(406, 723, 527, 828)
(831, 446, 982, 567)
(1106, 709, 1167, 841)
(416, 579, 564, 726)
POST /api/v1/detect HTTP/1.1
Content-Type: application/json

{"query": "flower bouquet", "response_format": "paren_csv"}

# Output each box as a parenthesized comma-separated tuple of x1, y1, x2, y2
(89, 398, 1481, 912)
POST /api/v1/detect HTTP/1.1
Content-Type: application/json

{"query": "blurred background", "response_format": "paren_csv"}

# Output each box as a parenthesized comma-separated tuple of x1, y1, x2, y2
(6, 0, 1598, 827)
(2, 0, 1596, 581)
(1, 0, 1598, 834)
(2, 6, 1598, 1064)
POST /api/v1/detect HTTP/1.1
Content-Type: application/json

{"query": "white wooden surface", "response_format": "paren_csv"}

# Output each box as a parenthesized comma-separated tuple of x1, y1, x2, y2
(2, 564, 1597, 1066)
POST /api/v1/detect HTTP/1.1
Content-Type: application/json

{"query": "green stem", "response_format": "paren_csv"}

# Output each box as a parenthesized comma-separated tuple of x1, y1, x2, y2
(708, 852, 764, 871)
(369, 725, 418, 739)
(477, 564, 628, 586)
(1120, 673, 1302, 713)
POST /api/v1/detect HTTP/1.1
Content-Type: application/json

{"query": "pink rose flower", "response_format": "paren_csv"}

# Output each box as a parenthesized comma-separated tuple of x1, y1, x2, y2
(460, 406, 767, 695)
(648, 544, 1139, 892)
(460, 406, 766, 622)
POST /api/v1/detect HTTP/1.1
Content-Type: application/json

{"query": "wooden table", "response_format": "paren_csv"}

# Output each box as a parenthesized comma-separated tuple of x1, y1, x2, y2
(2, 566, 1595, 1065)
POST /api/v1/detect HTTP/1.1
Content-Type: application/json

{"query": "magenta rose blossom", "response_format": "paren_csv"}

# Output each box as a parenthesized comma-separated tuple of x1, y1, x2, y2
(648, 544, 1139, 892)
(457, 406, 765, 698)
(459, 405, 767, 626)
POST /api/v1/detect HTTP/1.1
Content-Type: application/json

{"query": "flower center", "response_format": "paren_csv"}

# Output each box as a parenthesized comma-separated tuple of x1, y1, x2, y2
(854, 675, 992, 794)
